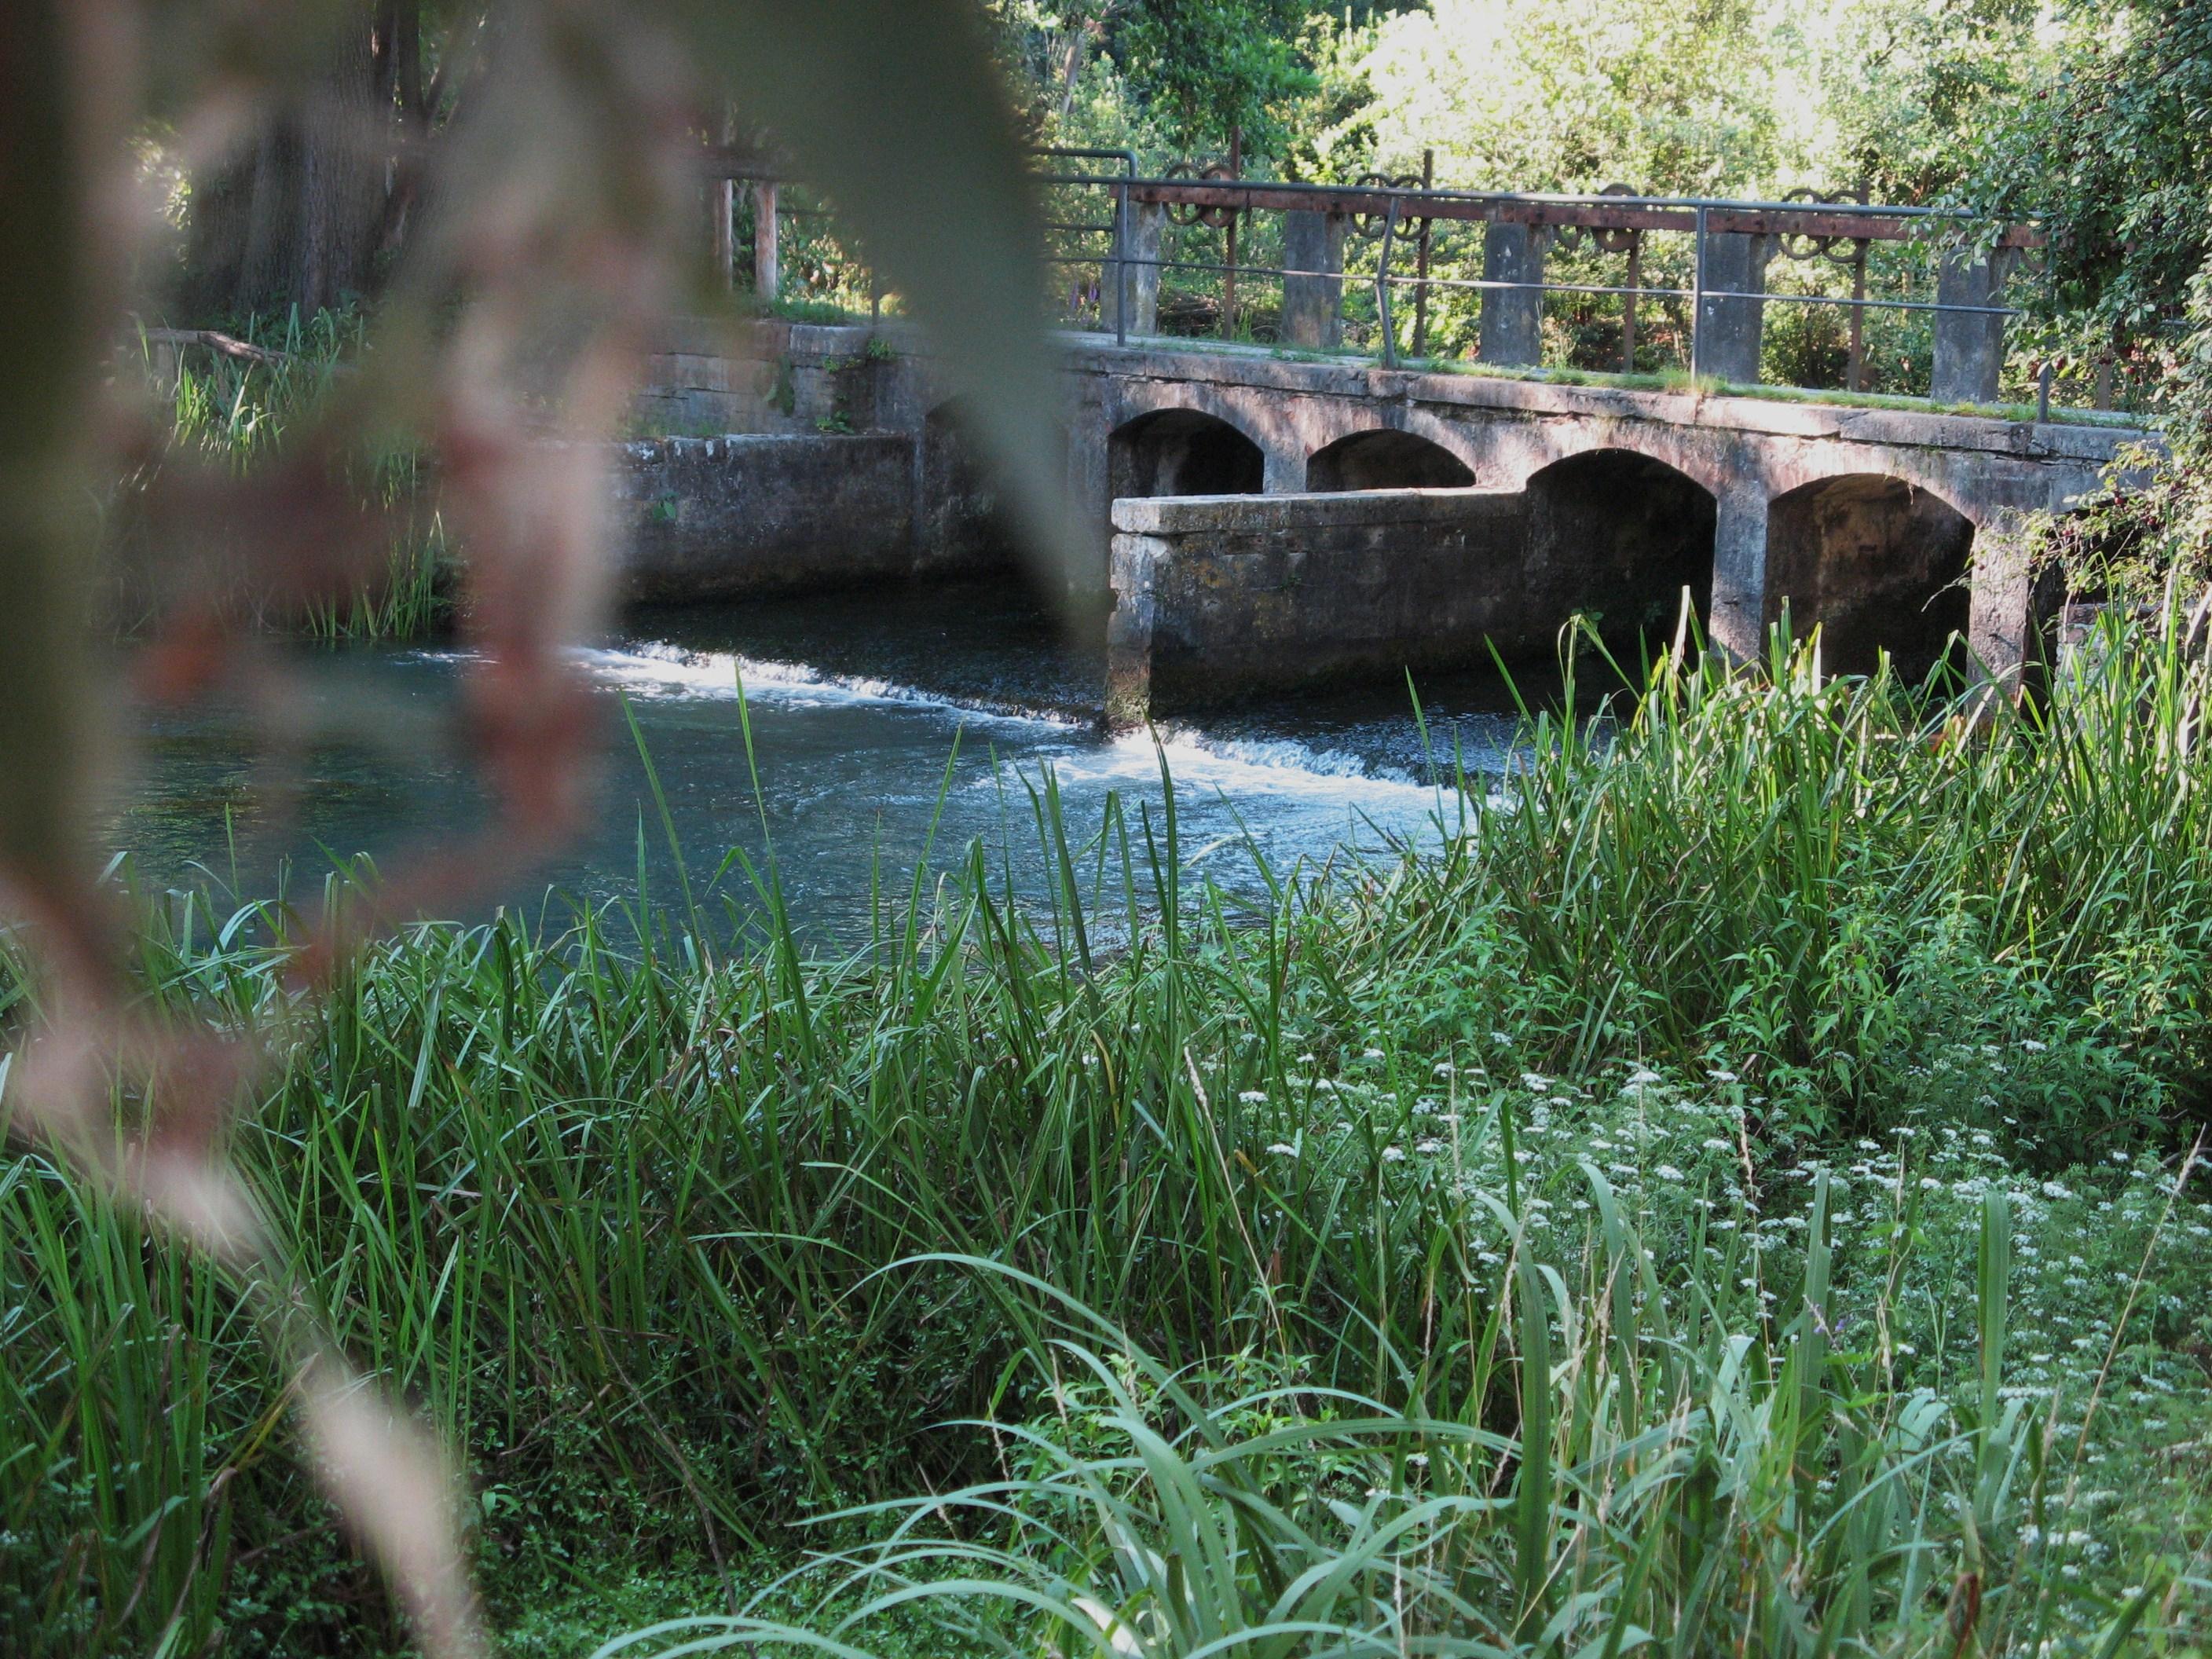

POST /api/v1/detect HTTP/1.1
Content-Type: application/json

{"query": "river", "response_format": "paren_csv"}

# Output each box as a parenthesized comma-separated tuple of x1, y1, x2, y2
(112, 580, 1537, 939)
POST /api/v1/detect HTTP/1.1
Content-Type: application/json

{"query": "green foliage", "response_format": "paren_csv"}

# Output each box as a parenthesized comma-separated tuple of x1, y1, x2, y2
(8, 626, 2212, 1653)
(1111, 1, 1318, 153)
(1809, 0, 2048, 202)
(123, 310, 454, 643)
(1355, 0, 1781, 194)
(1961, 0, 2212, 599)
(994, 2, 1416, 159)
(1967, 0, 2212, 342)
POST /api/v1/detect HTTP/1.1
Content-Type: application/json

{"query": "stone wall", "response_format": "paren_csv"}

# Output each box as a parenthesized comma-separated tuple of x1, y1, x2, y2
(635, 320, 914, 439)
(1107, 489, 1529, 723)
(615, 434, 917, 602)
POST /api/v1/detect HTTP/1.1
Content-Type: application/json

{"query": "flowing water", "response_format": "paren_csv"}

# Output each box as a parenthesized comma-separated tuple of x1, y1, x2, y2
(112, 580, 1539, 939)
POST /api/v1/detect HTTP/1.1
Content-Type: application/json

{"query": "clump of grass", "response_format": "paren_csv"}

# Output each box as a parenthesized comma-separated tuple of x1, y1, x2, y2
(4, 621, 2210, 1654)
(687, 1165, 2179, 1659)
(1476, 618, 2212, 1142)
(120, 307, 454, 643)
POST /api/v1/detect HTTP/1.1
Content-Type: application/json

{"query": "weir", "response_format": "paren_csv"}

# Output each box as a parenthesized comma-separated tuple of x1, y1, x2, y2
(622, 319, 2149, 720)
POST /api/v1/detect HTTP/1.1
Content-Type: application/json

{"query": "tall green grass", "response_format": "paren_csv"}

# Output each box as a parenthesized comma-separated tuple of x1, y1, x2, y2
(126, 308, 451, 643)
(4, 622, 2210, 1654)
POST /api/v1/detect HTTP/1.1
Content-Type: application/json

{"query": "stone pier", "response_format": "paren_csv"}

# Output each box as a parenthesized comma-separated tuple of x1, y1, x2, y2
(1479, 224, 1547, 366)
(1280, 211, 1346, 350)
(1695, 231, 1774, 384)
(1107, 489, 1530, 723)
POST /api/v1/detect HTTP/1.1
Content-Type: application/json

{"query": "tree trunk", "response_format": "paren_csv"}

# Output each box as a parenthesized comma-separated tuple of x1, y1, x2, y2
(295, 16, 384, 313)
(181, 2, 396, 320)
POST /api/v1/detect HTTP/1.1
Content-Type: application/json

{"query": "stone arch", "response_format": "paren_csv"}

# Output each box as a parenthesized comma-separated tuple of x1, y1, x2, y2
(1109, 406, 1266, 498)
(1764, 474, 1975, 680)
(1486, 423, 1733, 506)
(1522, 449, 1719, 650)
(1306, 429, 1478, 492)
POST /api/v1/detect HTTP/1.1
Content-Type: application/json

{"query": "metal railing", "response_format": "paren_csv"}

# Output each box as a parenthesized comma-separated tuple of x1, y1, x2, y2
(700, 146, 2133, 418)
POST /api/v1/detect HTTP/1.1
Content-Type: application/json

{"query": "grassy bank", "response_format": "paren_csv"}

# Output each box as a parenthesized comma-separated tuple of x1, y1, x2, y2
(5, 627, 2212, 1655)
(126, 309, 452, 643)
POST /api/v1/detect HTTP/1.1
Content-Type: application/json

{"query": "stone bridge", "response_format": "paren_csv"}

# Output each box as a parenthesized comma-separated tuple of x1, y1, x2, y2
(624, 321, 2148, 716)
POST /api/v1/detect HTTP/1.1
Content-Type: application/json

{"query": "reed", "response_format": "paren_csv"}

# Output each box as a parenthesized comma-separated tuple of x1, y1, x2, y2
(4, 621, 2210, 1654)
(136, 308, 452, 644)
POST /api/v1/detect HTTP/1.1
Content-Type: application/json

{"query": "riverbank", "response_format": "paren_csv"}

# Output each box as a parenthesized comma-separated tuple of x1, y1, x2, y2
(6, 624, 2211, 1656)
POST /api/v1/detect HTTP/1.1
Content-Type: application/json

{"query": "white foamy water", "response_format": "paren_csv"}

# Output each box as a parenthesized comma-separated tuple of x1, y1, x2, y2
(576, 643, 1455, 802)
(576, 643, 1090, 731)
(572, 639, 1463, 887)
(1035, 730, 1447, 818)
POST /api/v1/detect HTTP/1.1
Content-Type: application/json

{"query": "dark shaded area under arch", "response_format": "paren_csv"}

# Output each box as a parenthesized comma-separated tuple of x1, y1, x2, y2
(1764, 475, 1974, 681)
(1306, 430, 1476, 492)
(1109, 408, 1265, 498)
(1522, 450, 1717, 653)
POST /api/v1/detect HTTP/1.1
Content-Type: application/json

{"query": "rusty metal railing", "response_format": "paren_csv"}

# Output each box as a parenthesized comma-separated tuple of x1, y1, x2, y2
(697, 145, 2129, 415)
(1033, 165, 2071, 408)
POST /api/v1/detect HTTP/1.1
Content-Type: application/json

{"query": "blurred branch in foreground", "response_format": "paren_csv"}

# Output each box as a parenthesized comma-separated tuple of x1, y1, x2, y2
(0, 2, 1071, 1653)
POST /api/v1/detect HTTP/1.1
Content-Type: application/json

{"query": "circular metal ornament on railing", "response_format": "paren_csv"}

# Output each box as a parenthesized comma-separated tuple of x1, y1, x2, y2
(1775, 186, 1872, 266)
(1350, 172, 1426, 238)
(1163, 159, 1241, 229)
(1554, 183, 1641, 255)
(1591, 182, 1641, 255)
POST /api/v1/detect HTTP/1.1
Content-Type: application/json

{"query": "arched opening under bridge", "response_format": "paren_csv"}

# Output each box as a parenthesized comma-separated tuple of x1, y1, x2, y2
(1522, 450, 1717, 653)
(1764, 475, 1974, 681)
(1306, 430, 1475, 492)
(1109, 408, 1265, 499)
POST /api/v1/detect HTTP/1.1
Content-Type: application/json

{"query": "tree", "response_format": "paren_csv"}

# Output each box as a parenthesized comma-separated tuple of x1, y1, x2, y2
(1966, 0, 2212, 340)
(1353, 0, 1780, 194)
(1800, 0, 2045, 202)
(182, 2, 452, 319)
(991, 0, 1420, 161)
(1110, 0, 1316, 152)
(1961, 0, 2212, 599)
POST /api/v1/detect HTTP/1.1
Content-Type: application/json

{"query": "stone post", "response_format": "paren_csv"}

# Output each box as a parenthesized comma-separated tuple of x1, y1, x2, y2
(1965, 505, 2036, 694)
(1280, 210, 1346, 350)
(1479, 222, 1547, 366)
(1694, 231, 1774, 384)
(1105, 516, 1160, 730)
(753, 181, 780, 302)
(712, 179, 735, 290)
(1119, 200, 1165, 338)
(1931, 249, 2015, 406)
(1709, 481, 1771, 662)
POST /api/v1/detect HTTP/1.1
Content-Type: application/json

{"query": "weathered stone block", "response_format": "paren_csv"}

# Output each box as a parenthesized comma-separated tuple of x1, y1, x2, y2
(1694, 231, 1774, 384)
(1480, 224, 1547, 366)
(1931, 250, 2014, 406)
(1280, 212, 1346, 350)
(615, 434, 917, 601)
(1108, 488, 1531, 721)
(1119, 202, 1165, 337)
